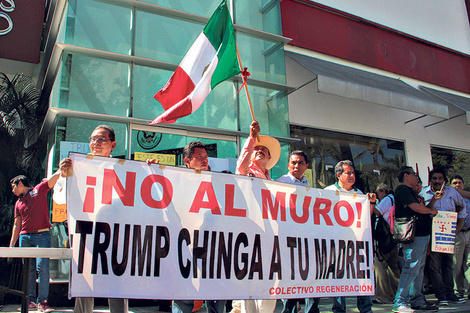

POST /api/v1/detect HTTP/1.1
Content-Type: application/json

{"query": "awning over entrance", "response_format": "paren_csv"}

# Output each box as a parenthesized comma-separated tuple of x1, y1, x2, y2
(287, 51, 450, 119)
(420, 86, 470, 124)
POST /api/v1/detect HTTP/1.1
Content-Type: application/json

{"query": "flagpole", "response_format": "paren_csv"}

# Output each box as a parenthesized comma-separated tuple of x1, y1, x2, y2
(235, 43, 262, 143)
(235, 43, 256, 122)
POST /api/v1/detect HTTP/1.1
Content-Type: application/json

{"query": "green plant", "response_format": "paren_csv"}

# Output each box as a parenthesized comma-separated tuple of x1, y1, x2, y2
(0, 73, 46, 236)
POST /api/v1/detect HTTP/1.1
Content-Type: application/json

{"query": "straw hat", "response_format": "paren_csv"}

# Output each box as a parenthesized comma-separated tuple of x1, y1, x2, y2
(255, 135, 281, 170)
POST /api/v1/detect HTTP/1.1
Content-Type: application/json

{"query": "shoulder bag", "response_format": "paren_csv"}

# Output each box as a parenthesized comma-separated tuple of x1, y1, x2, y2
(393, 215, 416, 243)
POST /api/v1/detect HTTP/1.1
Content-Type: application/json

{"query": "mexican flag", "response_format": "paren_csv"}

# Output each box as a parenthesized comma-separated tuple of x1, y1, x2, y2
(149, 0, 240, 125)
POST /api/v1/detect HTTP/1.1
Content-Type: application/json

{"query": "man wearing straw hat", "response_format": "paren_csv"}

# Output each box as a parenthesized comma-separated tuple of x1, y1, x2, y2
(236, 121, 280, 180)
(420, 168, 466, 307)
(235, 120, 280, 313)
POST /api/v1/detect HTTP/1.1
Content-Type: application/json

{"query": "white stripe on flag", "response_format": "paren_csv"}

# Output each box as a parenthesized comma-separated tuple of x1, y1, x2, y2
(189, 57, 219, 113)
(180, 33, 217, 85)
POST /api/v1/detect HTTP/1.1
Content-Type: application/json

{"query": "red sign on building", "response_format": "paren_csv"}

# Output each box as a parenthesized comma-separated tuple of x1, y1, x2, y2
(0, 0, 46, 64)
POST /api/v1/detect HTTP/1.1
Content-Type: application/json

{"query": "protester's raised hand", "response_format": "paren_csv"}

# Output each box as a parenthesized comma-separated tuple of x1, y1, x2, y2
(249, 121, 260, 139)
(434, 190, 445, 200)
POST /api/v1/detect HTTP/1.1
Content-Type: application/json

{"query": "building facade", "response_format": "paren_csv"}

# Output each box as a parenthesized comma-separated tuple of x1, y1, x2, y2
(281, 0, 470, 191)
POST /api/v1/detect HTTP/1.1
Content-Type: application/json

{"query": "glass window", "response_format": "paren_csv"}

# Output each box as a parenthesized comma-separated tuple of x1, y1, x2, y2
(237, 34, 287, 85)
(130, 130, 238, 172)
(64, 0, 132, 54)
(56, 117, 128, 160)
(431, 146, 470, 190)
(290, 126, 406, 192)
(270, 143, 290, 181)
(234, 0, 282, 35)
(135, 13, 286, 85)
(134, 11, 203, 63)
(132, 66, 238, 130)
(239, 86, 289, 137)
(138, 0, 222, 17)
(135, 0, 282, 35)
(54, 54, 131, 117)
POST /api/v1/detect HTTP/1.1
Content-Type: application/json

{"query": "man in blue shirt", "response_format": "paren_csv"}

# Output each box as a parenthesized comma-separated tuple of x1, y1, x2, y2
(451, 175, 470, 299)
(324, 160, 376, 313)
(420, 168, 466, 306)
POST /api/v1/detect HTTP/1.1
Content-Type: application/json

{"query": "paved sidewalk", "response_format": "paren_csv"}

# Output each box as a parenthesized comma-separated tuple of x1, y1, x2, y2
(2, 297, 470, 313)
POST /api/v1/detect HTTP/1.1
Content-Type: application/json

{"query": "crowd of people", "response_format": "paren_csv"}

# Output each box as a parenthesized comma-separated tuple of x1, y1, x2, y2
(8, 121, 470, 313)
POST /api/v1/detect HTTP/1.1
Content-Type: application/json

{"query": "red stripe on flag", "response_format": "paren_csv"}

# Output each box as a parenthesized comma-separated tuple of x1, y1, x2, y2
(149, 96, 193, 125)
(154, 67, 196, 110)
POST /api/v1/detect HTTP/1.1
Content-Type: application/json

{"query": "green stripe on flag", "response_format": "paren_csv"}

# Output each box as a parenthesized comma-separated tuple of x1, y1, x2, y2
(204, 0, 240, 89)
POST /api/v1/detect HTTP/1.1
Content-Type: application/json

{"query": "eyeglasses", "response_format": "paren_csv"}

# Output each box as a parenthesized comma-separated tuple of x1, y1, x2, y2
(342, 171, 355, 176)
(405, 171, 418, 177)
(89, 136, 110, 144)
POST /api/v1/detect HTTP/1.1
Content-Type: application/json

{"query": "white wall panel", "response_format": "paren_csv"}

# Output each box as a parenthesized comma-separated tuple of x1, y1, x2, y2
(311, 0, 470, 54)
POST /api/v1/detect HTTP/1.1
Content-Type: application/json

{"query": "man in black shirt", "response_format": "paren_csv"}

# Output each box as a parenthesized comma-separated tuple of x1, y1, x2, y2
(392, 166, 438, 313)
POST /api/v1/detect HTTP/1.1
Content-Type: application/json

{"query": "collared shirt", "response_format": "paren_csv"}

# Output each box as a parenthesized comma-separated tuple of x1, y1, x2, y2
(276, 172, 310, 187)
(420, 185, 467, 219)
(236, 137, 270, 180)
(376, 194, 394, 226)
(324, 183, 363, 195)
(14, 180, 52, 234)
(461, 198, 470, 230)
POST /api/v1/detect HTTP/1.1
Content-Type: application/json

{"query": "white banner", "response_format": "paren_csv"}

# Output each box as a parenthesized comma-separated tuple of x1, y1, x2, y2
(67, 153, 374, 300)
(431, 211, 458, 254)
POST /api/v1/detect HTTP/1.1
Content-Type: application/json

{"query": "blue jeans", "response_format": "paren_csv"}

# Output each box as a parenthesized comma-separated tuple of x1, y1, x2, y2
(20, 231, 51, 303)
(393, 235, 430, 308)
(332, 296, 372, 313)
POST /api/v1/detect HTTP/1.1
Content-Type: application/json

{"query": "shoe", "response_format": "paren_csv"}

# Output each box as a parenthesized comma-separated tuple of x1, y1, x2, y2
(437, 300, 448, 306)
(17, 302, 37, 311)
(410, 303, 438, 311)
(37, 300, 53, 313)
(448, 295, 466, 303)
(392, 305, 415, 313)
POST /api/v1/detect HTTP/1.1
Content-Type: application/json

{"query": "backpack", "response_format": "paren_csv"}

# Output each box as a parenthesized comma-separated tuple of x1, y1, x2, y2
(373, 196, 396, 255)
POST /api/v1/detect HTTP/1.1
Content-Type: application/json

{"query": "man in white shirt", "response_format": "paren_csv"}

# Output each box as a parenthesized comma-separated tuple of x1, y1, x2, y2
(373, 184, 399, 304)
(60, 125, 129, 313)
(277, 151, 320, 313)
(277, 150, 310, 187)
(324, 160, 375, 313)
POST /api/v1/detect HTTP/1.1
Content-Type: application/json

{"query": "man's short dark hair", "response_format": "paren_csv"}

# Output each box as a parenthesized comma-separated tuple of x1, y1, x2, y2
(429, 168, 447, 184)
(94, 125, 115, 142)
(290, 150, 309, 164)
(182, 141, 206, 159)
(398, 166, 414, 183)
(334, 160, 354, 180)
(10, 175, 29, 187)
(451, 175, 464, 184)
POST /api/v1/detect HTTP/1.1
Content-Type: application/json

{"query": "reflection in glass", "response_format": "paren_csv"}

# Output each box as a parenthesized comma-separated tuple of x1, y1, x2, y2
(291, 126, 406, 192)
